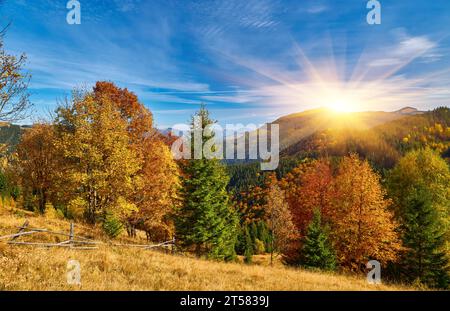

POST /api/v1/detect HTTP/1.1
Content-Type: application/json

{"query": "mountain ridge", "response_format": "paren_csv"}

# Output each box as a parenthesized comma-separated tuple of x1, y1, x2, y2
(270, 106, 422, 150)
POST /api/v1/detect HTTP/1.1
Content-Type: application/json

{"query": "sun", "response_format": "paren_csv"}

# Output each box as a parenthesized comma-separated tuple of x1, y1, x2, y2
(326, 100, 355, 113)
(312, 86, 361, 113)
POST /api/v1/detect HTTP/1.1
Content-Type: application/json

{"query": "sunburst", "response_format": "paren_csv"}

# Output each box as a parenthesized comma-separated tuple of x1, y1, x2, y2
(211, 34, 448, 117)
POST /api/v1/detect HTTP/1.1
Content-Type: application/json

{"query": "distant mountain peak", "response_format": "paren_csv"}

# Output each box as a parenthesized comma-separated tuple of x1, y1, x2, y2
(395, 107, 423, 115)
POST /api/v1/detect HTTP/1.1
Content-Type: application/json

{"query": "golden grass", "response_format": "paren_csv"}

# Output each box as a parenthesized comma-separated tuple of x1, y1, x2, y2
(0, 206, 413, 291)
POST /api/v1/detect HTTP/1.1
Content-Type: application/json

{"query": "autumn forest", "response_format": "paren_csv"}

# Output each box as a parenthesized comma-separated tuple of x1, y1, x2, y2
(1, 24, 450, 291)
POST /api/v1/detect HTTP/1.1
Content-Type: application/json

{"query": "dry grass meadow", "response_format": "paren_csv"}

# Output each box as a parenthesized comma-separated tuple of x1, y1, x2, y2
(0, 203, 413, 291)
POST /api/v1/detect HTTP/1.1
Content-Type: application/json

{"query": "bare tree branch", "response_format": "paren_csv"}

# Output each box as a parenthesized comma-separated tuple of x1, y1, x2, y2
(0, 25, 32, 122)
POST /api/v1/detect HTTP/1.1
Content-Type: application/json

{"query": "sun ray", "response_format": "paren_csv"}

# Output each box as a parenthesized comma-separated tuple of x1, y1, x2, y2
(204, 30, 449, 115)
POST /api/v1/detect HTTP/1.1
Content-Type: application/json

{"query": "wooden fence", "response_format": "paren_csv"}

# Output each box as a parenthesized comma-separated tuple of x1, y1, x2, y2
(0, 220, 176, 252)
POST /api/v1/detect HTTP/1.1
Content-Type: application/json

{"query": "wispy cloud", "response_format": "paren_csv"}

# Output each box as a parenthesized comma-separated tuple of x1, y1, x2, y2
(192, 27, 450, 114)
(191, 0, 280, 40)
(369, 35, 438, 68)
(3, 0, 450, 126)
(306, 5, 328, 14)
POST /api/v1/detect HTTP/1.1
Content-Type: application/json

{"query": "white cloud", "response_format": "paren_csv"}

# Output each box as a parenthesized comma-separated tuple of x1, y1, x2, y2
(306, 5, 328, 14)
(395, 36, 436, 57)
(192, 0, 279, 40)
(369, 35, 438, 68)
(201, 93, 262, 104)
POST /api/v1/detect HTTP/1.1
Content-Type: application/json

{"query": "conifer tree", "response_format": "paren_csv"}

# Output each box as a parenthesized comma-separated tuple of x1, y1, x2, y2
(250, 222, 258, 246)
(388, 149, 450, 288)
(401, 190, 450, 289)
(175, 106, 238, 261)
(387, 148, 450, 251)
(243, 226, 253, 264)
(301, 209, 336, 271)
(235, 226, 247, 255)
(257, 221, 271, 251)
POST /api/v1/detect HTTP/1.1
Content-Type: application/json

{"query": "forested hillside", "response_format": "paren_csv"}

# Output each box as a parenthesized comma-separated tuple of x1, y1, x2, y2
(228, 106, 450, 192)
(0, 123, 26, 153)
(270, 107, 420, 150)
(281, 107, 450, 170)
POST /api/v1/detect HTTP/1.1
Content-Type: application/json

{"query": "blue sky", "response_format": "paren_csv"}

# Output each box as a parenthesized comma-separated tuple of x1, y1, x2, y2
(1, 0, 450, 127)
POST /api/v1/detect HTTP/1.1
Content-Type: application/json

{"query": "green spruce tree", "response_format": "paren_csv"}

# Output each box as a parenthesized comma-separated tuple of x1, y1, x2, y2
(257, 221, 270, 252)
(301, 209, 336, 271)
(175, 106, 238, 261)
(235, 225, 247, 255)
(387, 149, 450, 288)
(249, 222, 258, 250)
(401, 190, 450, 289)
(243, 226, 253, 264)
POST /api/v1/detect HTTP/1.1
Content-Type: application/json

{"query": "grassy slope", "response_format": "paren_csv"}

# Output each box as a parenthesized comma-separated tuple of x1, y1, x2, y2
(0, 205, 411, 291)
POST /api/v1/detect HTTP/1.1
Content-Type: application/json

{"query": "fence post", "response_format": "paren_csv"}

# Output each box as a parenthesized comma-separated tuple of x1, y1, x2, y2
(172, 235, 176, 254)
(69, 223, 74, 244)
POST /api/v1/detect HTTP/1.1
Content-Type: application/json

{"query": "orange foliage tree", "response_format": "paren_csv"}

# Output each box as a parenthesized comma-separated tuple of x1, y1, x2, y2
(16, 82, 179, 240)
(281, 155, 401, 270)
(280, 159, 334, 237)
(133, 138, 180, 240)
(235, 180, 270, 225)
(265, 180, 299, 265)
(92, 82, 179, 239)
(54, 93, 142, 223)
(93, 81, 154, 145)
(330, 155, 401, 271)
(16, 124, 58, 213)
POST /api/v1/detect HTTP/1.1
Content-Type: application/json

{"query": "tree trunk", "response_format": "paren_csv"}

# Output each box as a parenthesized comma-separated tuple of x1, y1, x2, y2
(38, 187, 47, 214)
